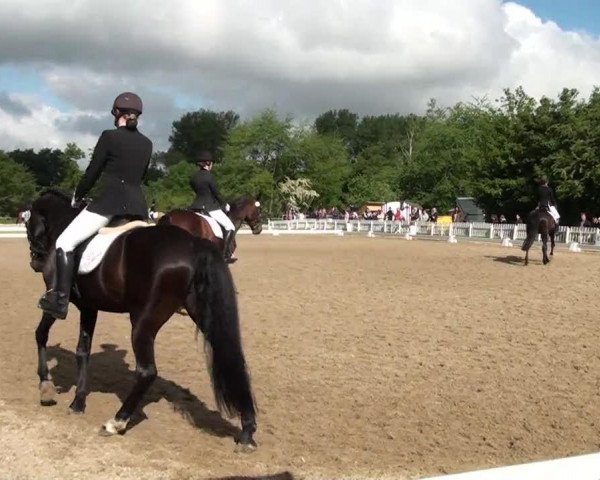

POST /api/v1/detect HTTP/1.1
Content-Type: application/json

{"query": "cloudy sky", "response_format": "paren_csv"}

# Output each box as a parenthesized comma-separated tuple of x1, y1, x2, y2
(0, 0, 599, 154)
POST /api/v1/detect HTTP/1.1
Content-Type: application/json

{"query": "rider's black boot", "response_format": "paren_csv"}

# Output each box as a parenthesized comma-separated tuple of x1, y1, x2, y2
(223, 230, 237, 264)
(38, 248, 75, 319)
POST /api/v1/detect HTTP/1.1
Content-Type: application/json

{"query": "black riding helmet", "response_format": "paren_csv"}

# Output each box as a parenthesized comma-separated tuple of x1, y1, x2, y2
(111, 92, 143, 116)
(196, 150, 214, 166)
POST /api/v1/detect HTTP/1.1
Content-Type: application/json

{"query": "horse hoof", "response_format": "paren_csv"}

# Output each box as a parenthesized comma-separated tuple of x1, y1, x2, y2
(234, 441, 257, 454)
(68, 405, 85, 415)
(99, 418, 128, 436)
(39, 380, 57, 406)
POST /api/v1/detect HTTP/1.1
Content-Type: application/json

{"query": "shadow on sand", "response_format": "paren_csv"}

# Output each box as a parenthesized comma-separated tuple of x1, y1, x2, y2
(47, 342, 240, 439)
(208, 473, 294, 480)
(486, 255, 526, 266)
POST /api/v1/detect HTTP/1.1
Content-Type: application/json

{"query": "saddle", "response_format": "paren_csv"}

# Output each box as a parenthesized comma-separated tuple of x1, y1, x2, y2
(190, 209, 224, 239)
(75, 217, 150, 275)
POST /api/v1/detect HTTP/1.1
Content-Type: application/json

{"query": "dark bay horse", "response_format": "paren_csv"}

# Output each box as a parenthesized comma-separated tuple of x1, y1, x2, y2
(157, 197, 263, 254)
(25, 190, 257, 450)
(521, 208, 557, 266)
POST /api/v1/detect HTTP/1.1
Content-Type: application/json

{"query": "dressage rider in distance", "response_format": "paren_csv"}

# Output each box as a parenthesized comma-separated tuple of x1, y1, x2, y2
(38, 92, 153, 320)
(537, 175, 560, 225)
(189, 150, 236, 263)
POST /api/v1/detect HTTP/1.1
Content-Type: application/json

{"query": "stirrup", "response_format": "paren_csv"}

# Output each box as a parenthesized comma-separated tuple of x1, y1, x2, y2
(38, 290, 69, 319)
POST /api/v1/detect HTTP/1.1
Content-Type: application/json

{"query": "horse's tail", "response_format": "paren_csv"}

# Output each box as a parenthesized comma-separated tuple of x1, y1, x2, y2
(188, 240, 255, 419)
(521, 211, 537, 252)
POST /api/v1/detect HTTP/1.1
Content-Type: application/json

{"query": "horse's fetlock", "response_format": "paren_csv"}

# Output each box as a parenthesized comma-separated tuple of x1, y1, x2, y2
(135, 364, 157, 379)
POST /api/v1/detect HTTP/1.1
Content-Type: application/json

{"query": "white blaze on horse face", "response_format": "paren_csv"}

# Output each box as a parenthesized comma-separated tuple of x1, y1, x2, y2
(255, 201, 260, 207)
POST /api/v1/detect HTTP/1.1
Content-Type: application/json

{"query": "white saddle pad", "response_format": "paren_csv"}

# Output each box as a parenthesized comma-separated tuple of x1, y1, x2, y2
(79, 222, 150, 274)
(78, 232, 122, 274)
(194, 212, 223, 239)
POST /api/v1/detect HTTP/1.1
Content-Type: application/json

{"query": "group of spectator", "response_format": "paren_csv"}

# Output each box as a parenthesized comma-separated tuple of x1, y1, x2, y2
(578, 213, 600, 228)
(489, 214, 522, 224)
(378, 206, 439, 224)
(286, 203, 440, 224)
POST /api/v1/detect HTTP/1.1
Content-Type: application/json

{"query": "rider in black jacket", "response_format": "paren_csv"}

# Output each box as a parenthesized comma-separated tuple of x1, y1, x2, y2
(38, 92, 153, 319)
(537, 176, 560, 223)
(189, 150, 236, 262)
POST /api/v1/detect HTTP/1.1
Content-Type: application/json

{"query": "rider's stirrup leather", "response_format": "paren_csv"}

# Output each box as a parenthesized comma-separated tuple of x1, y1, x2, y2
(38, 248, 75, 319)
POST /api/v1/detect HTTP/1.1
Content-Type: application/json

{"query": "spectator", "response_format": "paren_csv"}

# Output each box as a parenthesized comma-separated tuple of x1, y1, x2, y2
(515, 214, 522, 224)
(385, 208, 394, 221)
(394, 208, 402, 222)
(580, 212, 592, 227)
(430, 208, 438, 223)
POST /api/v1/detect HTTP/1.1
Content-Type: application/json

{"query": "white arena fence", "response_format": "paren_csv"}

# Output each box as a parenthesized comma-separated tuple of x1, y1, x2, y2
(3, 220, 600, 248)
(265, 219, 600, 247)
(0, 224, 256, 239)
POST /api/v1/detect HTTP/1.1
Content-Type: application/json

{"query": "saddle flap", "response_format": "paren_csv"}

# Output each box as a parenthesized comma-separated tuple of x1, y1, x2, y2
(193, 212, 223, 239)
(78, 221, 151, 274)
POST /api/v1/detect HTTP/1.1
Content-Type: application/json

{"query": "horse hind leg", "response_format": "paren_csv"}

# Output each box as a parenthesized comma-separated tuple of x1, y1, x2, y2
(541, 232, 550, 264)
(100, 306, 173, 436)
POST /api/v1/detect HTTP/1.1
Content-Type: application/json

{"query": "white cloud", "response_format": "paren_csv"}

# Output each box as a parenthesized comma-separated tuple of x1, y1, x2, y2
(0, 0, 598, 152)
(0, 93, 98, 151)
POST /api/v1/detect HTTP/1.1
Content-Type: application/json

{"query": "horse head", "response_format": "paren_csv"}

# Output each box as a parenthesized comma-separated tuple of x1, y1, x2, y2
(229, 196, 263, 234)
(25, 189, 83, 272)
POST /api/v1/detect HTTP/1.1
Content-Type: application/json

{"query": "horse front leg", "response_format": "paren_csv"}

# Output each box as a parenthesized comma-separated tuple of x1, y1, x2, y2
(35, 313, 57, 406)
(550, 229, 556, 256)
(541, 232, 550, 264)
(69, 308, 98, 414)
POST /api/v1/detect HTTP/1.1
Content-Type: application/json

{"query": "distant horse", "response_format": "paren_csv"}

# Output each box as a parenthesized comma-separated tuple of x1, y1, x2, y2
(521, 208, 557, 266)
(24, 190, 257, 450)
(158, 197, 263, 257)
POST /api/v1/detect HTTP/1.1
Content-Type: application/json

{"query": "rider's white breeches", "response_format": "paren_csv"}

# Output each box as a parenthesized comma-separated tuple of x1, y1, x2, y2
(56, 209, 112, 252)
(549, 206, 560, 221)
(208, 209, 235, 231)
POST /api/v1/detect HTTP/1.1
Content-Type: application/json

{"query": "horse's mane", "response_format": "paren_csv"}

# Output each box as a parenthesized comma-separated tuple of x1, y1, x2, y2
(40, 188, 71, 202)
(31, 188, 72, 213)
(230, 196, 255, 211)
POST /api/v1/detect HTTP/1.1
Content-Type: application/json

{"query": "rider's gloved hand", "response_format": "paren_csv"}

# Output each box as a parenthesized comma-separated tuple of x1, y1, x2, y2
(224, 203, 230, 212)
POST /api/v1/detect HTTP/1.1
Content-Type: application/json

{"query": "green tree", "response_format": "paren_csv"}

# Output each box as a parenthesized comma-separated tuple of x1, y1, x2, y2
(169, 109, 239, 162)
(58, 143, 85, 191)
(344, 175, 395, 207)
(294, 132, 350, 208)
(9, 147, 77, 188)
(0, 152, 37, 216)
(145, 161, 196, 211)
(314, 109, 358, 155)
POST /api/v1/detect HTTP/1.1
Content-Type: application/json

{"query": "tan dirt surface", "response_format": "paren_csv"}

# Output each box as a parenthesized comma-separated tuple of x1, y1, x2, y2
(1, 235, 599, 480)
